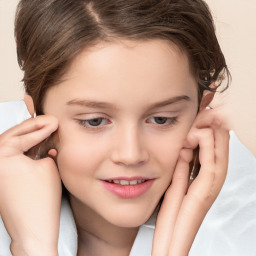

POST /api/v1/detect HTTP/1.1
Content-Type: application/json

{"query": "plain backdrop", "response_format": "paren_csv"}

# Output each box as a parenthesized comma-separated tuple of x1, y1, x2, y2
(0, 0, 256, 153)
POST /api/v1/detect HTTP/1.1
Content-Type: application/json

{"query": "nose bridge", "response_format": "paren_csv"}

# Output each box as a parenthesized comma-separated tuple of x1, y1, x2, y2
(111, 122, 149, 166)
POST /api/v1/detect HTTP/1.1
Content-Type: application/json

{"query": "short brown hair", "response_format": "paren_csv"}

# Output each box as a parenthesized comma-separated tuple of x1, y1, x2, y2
(15, 0, 230, 115)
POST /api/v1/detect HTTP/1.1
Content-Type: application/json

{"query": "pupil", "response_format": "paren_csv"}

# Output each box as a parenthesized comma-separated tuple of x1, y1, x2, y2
(155, 117, 167, 124)
(89, 118, 102, 126)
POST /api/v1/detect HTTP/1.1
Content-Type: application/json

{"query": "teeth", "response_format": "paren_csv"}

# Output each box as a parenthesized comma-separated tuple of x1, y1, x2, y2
(109, 179, 147, 185)
(129, 180, 138, 185)
(120, 180, 129, 185)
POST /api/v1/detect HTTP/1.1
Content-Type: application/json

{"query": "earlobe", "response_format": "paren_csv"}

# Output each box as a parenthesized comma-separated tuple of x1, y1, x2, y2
(48, 148, 58, 158)
(24, 94, 35, 117)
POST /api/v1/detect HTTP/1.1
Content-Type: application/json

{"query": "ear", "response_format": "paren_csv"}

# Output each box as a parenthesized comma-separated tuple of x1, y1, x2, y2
(199, 82, 217, 111)
(199, 90, 215, 111)
(24, 93, 35, 117)
(199, 83, 217, 111)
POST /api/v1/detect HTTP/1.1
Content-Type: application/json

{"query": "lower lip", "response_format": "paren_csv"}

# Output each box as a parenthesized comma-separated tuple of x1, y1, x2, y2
(101, 179, 154, 199)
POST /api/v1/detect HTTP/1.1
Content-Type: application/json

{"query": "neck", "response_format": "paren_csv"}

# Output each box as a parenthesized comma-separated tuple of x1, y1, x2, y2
(70, 196, 139, 256)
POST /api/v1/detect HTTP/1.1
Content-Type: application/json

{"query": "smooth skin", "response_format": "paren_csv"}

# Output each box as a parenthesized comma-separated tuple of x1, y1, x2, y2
(0, 39, 229, 256)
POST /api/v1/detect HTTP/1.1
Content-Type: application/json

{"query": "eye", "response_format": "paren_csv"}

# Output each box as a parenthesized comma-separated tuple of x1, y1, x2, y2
(77, 118, 110, 128)
(147, 116, 178, 126)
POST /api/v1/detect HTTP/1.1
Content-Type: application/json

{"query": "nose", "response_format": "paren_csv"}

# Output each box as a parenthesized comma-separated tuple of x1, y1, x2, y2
(110, 125, 149, 167)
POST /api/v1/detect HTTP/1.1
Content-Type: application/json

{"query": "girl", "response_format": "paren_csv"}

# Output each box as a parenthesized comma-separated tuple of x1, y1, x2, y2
(0, 0, 230, 255)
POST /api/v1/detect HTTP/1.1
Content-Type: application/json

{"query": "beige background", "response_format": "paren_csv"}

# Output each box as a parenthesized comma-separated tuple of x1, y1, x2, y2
(0, 0, 256, 154)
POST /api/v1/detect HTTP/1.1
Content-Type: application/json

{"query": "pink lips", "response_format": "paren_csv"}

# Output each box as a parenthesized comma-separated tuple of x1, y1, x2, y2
(101, 177, 154, 199)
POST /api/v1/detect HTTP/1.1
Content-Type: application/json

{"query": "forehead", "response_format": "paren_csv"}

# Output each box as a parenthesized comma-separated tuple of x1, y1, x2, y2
(44, 39, 198, 110)
(67, 39, 191, 77)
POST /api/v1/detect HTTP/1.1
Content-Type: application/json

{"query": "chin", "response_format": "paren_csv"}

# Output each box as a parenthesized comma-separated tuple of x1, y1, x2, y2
(104, 203, 157, 228)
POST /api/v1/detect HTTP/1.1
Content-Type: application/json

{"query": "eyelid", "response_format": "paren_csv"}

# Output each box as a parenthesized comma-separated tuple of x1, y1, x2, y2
(74, 112, 110, 118)
(146, 115, 178, 128)
(74, 113, 112, 131)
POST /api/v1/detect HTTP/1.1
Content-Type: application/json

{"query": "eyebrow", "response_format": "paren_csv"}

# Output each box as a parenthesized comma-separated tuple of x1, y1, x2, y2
(66, 95, 190, 110)
(148, 95, 191, 109)
(66, 99, 118, 109)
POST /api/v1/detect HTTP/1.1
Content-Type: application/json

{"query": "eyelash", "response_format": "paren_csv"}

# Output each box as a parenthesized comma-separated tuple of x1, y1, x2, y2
(76, 116, 178, 130)
(147, 116, 178, 127)
(77, 116, 178, 131)
(77, 118, 110, 130)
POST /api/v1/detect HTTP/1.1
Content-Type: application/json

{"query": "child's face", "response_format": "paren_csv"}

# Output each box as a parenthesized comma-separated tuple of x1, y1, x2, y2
(43, 39, 198, 227)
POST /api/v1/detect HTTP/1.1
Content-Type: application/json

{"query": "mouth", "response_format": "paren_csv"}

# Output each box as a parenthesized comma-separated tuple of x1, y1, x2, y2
(101, 177, 154, 199)
(105, 179, 147, 185)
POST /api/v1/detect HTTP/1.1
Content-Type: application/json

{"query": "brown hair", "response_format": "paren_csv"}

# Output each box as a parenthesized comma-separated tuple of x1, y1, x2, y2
(15, 0, 230, 115)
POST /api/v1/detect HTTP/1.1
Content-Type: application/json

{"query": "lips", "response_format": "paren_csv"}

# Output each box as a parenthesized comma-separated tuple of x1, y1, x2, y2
(101, 177, 154, 199)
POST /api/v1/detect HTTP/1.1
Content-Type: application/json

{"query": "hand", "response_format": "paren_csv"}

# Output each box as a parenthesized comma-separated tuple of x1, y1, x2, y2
(0, 115, 61, 256)
(152, 108, 229, 256)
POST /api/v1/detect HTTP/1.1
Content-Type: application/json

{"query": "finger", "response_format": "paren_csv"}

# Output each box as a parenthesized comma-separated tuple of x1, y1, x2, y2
(23, 132, 58, 159)
(152, 148, 192, 255)
(185, 127, 215, 167)
(167, 133, 216, 256)
(2, 115, 58, 137)
(195, 108, 228, 130)
(0, 115, 58, 154)
(168, 134, 228, 256)
(168, 192, 210, 256)
(189, 128, 229, 199)
(214, 127, 230, 172)
(168, 127, 229, 256)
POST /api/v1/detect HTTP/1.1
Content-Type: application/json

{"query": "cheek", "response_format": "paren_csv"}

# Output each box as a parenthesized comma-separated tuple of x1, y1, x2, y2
(55, 125, 109, 189)
(150, 127, 192, 165)
(149, 121, 195, 185)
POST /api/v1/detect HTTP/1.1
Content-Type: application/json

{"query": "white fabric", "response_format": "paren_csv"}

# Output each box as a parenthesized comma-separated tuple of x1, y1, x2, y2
(190, 130, 256, 256)
(0, 100, 256, 256)
(0, 100, 31, 133)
